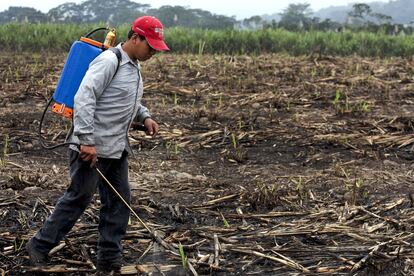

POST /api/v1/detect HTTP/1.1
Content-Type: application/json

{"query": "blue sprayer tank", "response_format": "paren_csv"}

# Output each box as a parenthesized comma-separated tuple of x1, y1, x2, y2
(51, 36, 110, 118)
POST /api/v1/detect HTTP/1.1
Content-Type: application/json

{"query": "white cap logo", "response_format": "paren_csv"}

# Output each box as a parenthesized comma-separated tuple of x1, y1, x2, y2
(154, 27, 164, 39)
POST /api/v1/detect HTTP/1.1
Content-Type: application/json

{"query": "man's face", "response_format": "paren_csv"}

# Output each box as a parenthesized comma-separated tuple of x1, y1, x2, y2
(132, 34, 157, 61)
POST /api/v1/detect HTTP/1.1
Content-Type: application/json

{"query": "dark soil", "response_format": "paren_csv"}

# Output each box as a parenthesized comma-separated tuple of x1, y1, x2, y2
(1, 53, 414, 275)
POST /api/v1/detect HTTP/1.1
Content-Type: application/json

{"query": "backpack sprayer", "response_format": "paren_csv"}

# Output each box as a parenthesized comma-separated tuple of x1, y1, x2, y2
(39, 27, 117, 149)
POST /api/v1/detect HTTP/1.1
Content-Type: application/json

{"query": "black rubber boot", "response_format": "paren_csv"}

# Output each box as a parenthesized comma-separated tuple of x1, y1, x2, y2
(25, 239, 49, 266)
(96, 268, 121, 276)
(96, 261, 122, 276)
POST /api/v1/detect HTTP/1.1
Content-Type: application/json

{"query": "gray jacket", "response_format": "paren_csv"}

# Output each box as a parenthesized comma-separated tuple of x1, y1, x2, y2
(67, 44, 150, 159)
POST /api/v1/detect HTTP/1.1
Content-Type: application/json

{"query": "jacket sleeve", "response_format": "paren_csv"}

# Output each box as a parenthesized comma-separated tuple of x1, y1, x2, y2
(73, 52, 118, 145)
(134, 71, 151, 124)
(135, 104, 151, 124)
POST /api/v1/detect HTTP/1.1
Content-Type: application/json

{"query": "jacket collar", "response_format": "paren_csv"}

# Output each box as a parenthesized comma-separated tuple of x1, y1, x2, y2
(116, 43, 141, 70)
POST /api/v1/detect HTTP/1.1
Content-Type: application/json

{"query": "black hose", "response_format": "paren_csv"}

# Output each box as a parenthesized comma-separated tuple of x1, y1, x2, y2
(84, 27, 109, 38)
(38, 97, 79, 150)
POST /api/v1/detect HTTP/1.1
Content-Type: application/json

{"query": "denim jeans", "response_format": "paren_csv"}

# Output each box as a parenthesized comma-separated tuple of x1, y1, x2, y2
(31, 149, 131, 266)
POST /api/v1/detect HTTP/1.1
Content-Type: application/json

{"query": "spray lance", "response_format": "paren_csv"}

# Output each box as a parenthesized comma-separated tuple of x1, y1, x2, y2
(38, 28, 159, 240)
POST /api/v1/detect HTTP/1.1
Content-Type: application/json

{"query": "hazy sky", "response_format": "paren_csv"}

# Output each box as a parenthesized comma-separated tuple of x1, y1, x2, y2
(0, 0, 389, 19)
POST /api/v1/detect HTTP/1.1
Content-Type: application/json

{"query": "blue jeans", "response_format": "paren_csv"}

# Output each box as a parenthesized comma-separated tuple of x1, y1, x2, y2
(31, 150, 131, 266)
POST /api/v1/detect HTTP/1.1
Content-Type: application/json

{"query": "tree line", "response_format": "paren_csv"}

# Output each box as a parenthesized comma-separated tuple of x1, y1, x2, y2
(243, 3, 413, 35)
(0, 1, 412, 35)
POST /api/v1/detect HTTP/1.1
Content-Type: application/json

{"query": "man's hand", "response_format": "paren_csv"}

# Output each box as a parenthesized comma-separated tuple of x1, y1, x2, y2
(80, 145, 97, 168)
(143, 118, 159, 136)
(130, 122, 148, 132)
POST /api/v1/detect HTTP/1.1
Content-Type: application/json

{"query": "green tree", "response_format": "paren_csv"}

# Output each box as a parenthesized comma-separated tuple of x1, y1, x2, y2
(316, 19, 342, 31)
(348, 3, 372, 19)
(243, 15, 264, 29)
(347, 3, 393, 30)
(0, 7, 48, 23)
(278, 3, 313, 31)
(371, 12, 393, 25)
(347, 3, 372, 26)
(148, 5, 235, 29)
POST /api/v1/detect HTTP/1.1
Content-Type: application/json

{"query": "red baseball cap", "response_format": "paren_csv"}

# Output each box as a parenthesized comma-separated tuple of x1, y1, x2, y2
(132, 16, 170, 51)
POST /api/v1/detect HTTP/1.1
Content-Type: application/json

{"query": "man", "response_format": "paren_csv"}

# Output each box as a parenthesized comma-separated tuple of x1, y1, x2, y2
(26, 16, 169, 274)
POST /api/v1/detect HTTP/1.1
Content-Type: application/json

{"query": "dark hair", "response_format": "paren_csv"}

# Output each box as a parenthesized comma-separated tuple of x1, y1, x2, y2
(128, 29, 145, 41)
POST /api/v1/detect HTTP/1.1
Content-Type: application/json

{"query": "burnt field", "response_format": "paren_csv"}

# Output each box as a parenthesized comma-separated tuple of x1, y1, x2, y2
(1, 53, 414, 275)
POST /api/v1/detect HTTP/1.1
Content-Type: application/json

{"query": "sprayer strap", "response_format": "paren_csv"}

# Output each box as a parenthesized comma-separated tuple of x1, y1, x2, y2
(108, 47, 122, 78)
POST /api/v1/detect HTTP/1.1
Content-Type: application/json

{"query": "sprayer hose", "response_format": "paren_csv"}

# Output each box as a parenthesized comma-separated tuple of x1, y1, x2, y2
(38, 97, 79, 150)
